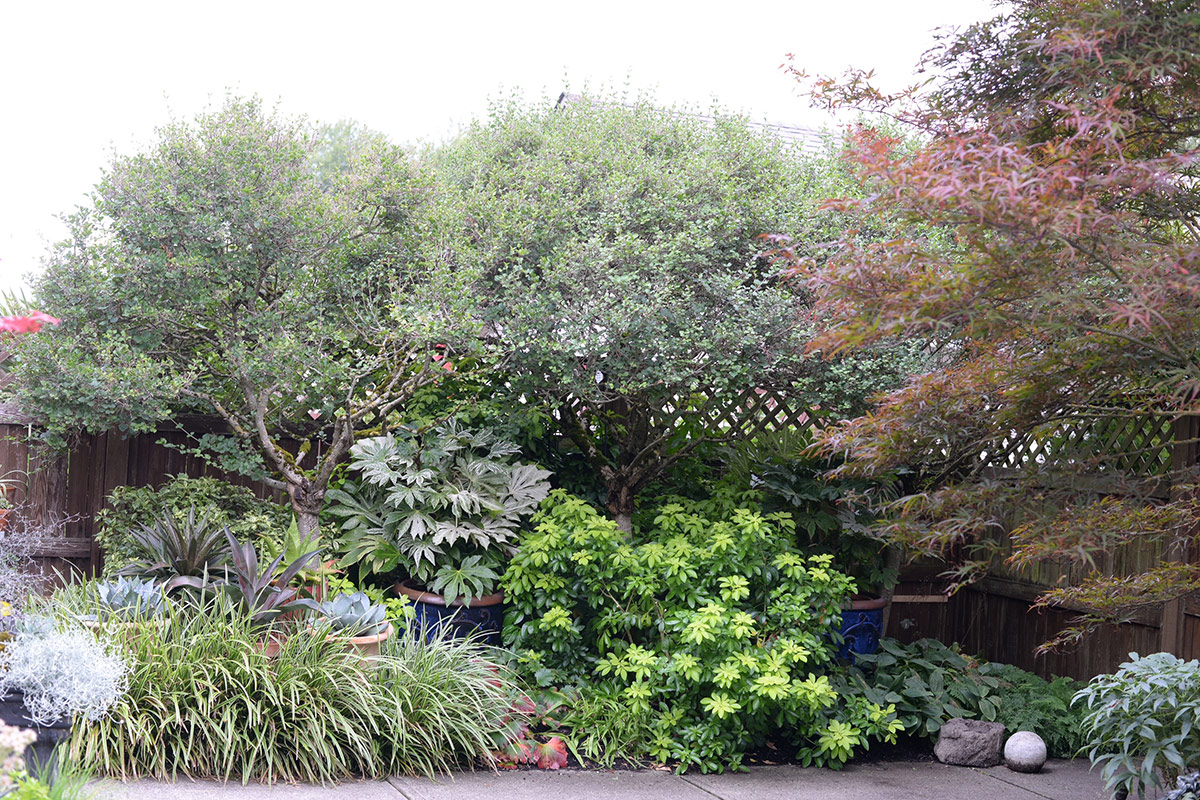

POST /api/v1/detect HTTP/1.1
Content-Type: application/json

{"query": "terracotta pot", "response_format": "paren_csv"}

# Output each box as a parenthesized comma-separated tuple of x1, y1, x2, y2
(849, 596, 889, 612)
(394, 580, 504, 646)
(0, 508, 11, 532)
(342, 621, 393, 659)
(311, 621, 395, 666)
(254, 631, 285, 658)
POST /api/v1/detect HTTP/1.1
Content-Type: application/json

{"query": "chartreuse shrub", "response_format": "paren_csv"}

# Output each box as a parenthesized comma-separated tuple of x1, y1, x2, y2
(67, 595, 510, 784)
(1075, 652, 1200, 800)
(502, 489, 903, 773)
(95, 474, 289, 577)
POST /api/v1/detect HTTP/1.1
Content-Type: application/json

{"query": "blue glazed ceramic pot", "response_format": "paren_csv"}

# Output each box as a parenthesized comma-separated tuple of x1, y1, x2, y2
(835, 596, 888, 659)
(393, 581, 505, 647)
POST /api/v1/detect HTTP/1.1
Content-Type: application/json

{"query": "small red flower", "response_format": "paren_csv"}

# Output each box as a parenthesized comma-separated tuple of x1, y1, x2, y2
(0, 311, 60, 334)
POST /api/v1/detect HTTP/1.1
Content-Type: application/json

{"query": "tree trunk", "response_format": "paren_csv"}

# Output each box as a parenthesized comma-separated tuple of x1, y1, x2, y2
(287, 481, 326, 541)
(605, 482, 636, 535)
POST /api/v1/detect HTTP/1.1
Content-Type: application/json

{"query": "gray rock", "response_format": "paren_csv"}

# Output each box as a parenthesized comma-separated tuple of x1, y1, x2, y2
(1004, 731, 1048, 773)
(934, 718, 1006, 767)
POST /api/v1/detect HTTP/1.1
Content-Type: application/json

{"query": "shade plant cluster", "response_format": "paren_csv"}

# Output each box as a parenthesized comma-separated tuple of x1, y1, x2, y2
(35, 510, 515, 785)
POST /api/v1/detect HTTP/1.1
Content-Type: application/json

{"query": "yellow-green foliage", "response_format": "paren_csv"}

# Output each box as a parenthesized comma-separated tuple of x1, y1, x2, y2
(502, 489, 902, 773)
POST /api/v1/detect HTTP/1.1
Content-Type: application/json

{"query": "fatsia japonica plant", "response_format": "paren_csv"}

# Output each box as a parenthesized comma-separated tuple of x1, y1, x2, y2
(327, 421, 551, 604)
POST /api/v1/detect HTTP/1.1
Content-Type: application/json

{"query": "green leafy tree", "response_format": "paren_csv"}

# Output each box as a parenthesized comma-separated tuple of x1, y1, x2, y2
(438, 95, 908, 530)
(787, 0, 1200, 643)
(12, 97, 475, 537)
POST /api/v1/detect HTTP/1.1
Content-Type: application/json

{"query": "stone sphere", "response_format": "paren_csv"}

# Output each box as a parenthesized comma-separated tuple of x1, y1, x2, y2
(1004, 731, 1047, 773)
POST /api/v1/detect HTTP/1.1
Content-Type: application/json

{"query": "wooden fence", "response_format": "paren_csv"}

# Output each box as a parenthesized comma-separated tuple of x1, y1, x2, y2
(0, 388, 821, 581)
(0, 409, 276, 582)
(4, 400, 1198, 680)
(885, 413, 1200, 680)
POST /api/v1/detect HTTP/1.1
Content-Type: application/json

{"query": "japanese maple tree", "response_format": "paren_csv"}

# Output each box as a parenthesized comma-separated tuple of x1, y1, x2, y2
(789, 0, 1200, 643)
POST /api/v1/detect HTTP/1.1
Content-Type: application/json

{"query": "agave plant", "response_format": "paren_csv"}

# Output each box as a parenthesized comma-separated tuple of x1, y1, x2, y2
(119, 509, 233, 591)
(219, 530, 319, 628)
(316, 592, 389, 638)
(94, 577, 164, 620)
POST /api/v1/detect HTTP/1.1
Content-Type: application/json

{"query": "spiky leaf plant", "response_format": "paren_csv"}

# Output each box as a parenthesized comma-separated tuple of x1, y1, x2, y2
(119, 509, 233, 591)
(220, 530, 319, 628)
(316, 591, 389, 637)
(94, 577, 164, 620)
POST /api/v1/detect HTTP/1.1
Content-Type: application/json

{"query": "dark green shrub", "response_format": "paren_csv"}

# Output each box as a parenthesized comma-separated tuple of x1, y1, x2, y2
(979, 662, 1085, 758)
(502, 489, 903, 773)
(842, 638, 1086, 758)
(839, 638, 1002, 738)
(722, 430, 899, 596)
(96, 475, 289, 576)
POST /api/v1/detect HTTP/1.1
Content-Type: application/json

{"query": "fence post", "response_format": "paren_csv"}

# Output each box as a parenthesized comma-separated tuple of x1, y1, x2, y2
(1161, 414, 1200, 655)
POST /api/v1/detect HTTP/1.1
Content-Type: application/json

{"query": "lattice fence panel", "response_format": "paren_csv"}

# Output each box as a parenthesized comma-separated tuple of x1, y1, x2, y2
(983, 415, 1175, 477)
(563, 387, 825, 440)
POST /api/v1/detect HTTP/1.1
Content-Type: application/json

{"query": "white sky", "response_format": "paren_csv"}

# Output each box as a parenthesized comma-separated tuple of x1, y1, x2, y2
(0, 0, 996, 297)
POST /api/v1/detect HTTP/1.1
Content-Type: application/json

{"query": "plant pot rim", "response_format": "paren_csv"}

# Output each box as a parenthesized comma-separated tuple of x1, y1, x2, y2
(0, 690, 71, 730)
(394, 580, 504, 608)
(308, 620, 395, 644)
(848, 595, 889, 611)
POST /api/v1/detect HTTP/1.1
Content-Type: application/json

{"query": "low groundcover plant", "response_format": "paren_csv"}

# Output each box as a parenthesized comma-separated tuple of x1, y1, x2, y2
(0, 622, 128, 727)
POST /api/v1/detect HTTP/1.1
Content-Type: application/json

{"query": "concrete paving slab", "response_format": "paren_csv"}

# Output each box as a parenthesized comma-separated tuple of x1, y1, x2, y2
(683, 760, 1110, 800)
(976, 759, 1110, 800)
(389, 769, 711, 800)
(92, 778, 402, 799)
(88, 760, 1115, 800)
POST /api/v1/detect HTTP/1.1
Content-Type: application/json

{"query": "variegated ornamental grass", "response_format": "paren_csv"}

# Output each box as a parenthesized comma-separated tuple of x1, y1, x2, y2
(68, 597, 513, 784)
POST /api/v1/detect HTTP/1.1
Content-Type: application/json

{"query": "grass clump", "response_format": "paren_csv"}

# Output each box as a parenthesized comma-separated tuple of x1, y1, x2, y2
(67, 596, 510, 784)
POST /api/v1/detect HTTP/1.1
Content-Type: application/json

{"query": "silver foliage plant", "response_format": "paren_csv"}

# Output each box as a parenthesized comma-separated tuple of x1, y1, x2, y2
(0, 509, 79, 632)
(0, 625, 129, 725)
(316, 591, 389, 637)
(0, 511, 50, 623)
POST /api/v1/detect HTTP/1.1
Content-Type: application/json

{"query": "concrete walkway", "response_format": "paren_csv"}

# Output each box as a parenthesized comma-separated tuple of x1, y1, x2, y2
(93, 759, 1113, 800)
